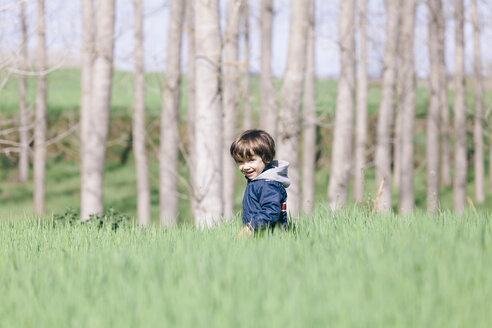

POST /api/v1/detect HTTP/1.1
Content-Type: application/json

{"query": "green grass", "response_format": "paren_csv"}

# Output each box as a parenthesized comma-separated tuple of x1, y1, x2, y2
(1, 208, 491, 327)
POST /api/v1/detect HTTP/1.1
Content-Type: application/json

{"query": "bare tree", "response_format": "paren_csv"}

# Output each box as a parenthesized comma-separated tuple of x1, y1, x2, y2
(471, 0, 485, 203)
(133, 0, 151, 226)
(194, 0, 223, 227)
(453, 0, 467, 213)
(34, 0, 47, 215)
(354, 0, 368, 203)
(222, 0, 243, 222)
(160, 0, 185, 226)
(79, 0, 94, 219)
(18, 1, 29, 183)
(398, 0, 416, 214)
(186, 0, 196, 215)
(260, 0, 277, 138)
(241, 0, 253, 130)
(277, 0, 309, 216)
(301, 0, 316, 214)
(427, 0, 442, 212)
(328, 0, 356, 209)
(80, 0, 115, 220)
(374, 0, 401, 212)
(439, 2, 451, 187)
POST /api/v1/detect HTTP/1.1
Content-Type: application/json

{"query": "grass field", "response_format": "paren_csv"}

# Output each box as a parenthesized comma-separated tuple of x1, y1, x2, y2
(1, 208, 491, 327)
(2, 69, 492, 327)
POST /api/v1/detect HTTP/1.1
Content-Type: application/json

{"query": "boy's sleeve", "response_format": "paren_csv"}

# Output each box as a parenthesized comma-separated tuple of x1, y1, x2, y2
(249, 182, 284, 231)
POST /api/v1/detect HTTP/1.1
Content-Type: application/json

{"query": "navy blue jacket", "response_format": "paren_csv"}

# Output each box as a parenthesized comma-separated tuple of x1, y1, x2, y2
(242, 160, 290, 231)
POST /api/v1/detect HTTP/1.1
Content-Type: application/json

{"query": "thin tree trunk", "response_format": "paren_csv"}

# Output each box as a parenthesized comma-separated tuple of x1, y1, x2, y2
(80, 0, 115, 220)
(393, 66, 403, 189)
(194, 0, 223, 227)
(328, 0, 356, 209)
(133, 0, 151, 226)
(160, 0, 185, 226)
(301, 0, 316, 215)
(222, 0, 243, 222)
(18, 1, 29, 183)
(374, 0, 400, 212)
(34, 0, 47, 215)
(470, 0, 484, 203)
(354, 0, 368, 203)
(186, 0, 196, 215)
(79, 0, 94, 218)
(453, 0, 467, 213)
(277, 0, 309, 217)
(427, 0, 442, 212)
(398, 0, 416, 214)
(438, 1, 451, 187)
(260, 0, 277, 139)
(241, 1, 253, 130)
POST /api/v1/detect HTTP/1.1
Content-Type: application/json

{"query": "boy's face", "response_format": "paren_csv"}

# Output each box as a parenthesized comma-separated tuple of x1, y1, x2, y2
(237, 154, 266, 180)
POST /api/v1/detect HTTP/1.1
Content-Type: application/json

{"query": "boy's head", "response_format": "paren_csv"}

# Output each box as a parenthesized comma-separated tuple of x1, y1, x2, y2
(230, 130, 275, 179)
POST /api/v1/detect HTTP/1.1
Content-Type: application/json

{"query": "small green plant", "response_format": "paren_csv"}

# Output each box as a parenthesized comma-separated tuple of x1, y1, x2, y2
(52, 207, 132, 230)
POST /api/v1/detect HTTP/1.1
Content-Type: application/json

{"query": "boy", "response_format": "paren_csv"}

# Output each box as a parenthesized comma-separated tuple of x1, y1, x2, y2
(230, 129, 290, 237)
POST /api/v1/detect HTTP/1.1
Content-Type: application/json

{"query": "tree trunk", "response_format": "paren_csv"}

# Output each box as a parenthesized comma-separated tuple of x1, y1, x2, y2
(301, 0, 316, 215)
(398, 0, 416, 214)
(277, 0, 309, 217)
(18, 1, 29, 183)
(79, 0, 95, 219)
(222, 0, 243, 222)
(34, 0, 47, 215)
(186, 0, 196, 215)
(194, 0, 223, 227)
(438, 1, 451, 187)
(354, 0, 368, 203)
(453, 0, 467, 213)
(260, 0, 277, 139)
(241, 1, 253, 130)
(470, 0, 484, 204)
(374, 0, 400, 212)
(328, 0, 356, 209)
(160, 0, 185, 226)
(427, 0, 442, 212)
(80, 0, 115, 220)
(133, 0, 151, 226)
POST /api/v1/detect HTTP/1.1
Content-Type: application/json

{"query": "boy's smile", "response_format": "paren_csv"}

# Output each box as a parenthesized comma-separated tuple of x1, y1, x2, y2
(238, 155, 266, 180)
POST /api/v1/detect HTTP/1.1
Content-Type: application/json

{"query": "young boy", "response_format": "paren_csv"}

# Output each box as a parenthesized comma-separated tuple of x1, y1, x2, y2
(230, 129, 290, 237)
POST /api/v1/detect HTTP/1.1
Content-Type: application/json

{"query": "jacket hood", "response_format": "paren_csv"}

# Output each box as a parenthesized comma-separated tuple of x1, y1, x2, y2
(252, 160, 290, 188)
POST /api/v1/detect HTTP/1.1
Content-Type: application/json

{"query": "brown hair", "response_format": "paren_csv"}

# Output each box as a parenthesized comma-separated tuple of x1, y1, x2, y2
(230, 129, 275, 164)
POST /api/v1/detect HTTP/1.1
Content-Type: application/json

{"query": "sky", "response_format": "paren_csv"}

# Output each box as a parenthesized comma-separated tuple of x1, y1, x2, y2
(0, 0, 491, 79)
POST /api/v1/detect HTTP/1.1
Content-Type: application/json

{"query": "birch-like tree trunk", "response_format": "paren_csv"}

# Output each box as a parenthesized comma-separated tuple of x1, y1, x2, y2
(80, 0, 115, 220)
(160, 0, 185, 226)
(79, 0, 94, 218)
(374, 0, 400, 212)
(453, 0, 467, 213)
(133, 0, 151, 226)
(328, 0, 356, 209)
(186, 0, 196, 214)
(301, 0, 316, 215)
(260, 0, 277, 138)
(241, 1, 253, 130)
(427, 0, 442, 212)
(438, 2, 451, 187)
(18, 2, 29, 183)
(398, 0, 416, 214)
(277, 0, 309, 216)
(354, 0, 368, 203)
(222, 0, 243, 222)
(470, 0, 484, 203)
(194, 0, 223, 227)
(34, 0, 47, 215)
